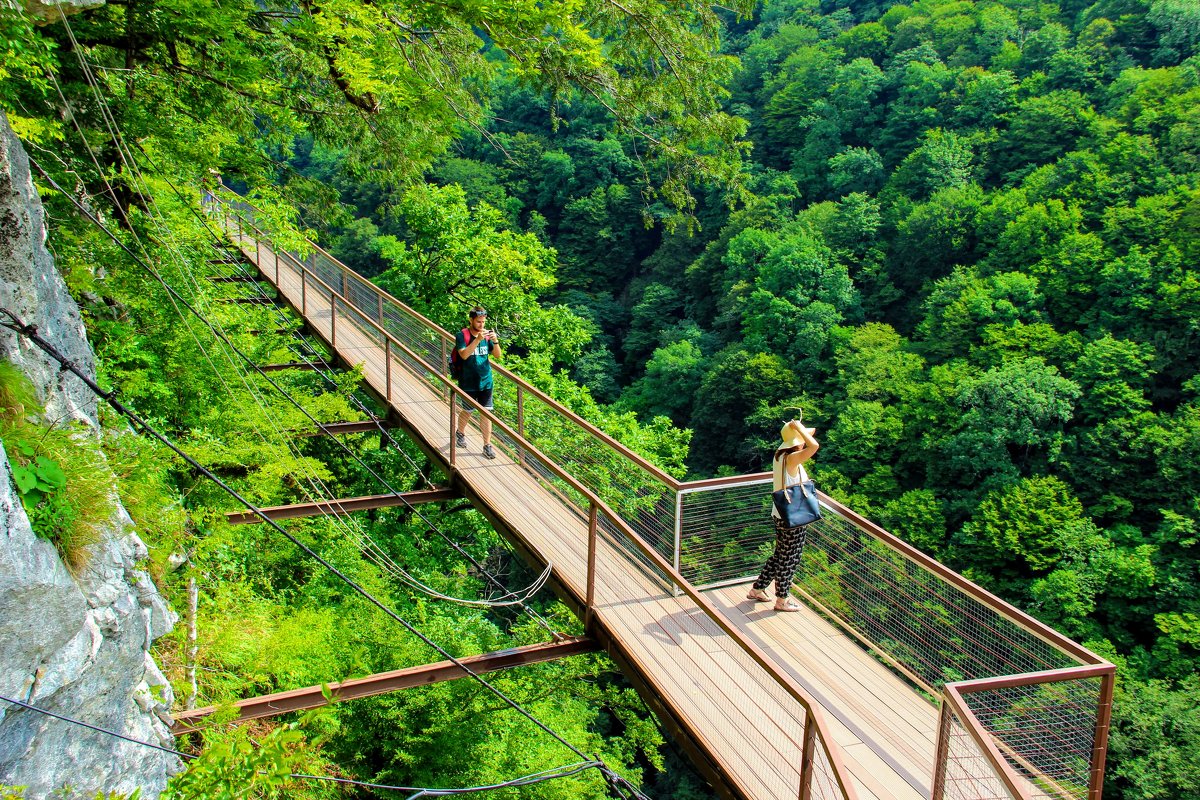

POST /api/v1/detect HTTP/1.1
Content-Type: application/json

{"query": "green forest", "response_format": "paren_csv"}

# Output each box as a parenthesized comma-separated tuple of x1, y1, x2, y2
(2, 0, 1199, 796)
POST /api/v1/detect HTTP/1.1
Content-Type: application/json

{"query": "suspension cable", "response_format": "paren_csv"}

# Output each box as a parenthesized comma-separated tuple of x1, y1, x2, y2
(39, 24, 548, 621)
(0, 309, 656, 800)
(25, 153, 560, 623)
(0, 694, 628, 798)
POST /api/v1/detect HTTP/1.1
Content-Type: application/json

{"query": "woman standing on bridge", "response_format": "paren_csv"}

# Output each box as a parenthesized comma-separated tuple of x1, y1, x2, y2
(747, 419, 819, 612)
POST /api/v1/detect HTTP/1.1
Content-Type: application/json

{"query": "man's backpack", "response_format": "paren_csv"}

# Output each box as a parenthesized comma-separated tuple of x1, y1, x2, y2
(447, 328, 472, 379)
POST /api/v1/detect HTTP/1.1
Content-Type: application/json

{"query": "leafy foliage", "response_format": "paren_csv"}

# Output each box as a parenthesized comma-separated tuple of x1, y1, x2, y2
(1, 362, 113, 572)
(7, 0, 1200, 793)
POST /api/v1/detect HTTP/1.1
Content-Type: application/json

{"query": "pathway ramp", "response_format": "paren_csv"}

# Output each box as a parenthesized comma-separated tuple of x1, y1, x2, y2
(216, 201, 1114, 800)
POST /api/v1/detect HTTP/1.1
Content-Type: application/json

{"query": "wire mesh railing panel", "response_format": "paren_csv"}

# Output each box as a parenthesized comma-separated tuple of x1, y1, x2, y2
(343, 270, 380, 321)
(679, 480, 773, 586)
(379, 305, 450, 396)
(332, 298, 389, 386)
(961, 679, 1102, 800)
(940, 705, 1025, 800)
(594, 508, 671, 600)
(809, 731, 854, 800)
(796, 510, 1077, 690)
(488, 424, 591, 522)
(507, 382, 677, 561)
(717, 643, 809, 799)
(310, 251, 342, 292)
(381, 305, 443, 367)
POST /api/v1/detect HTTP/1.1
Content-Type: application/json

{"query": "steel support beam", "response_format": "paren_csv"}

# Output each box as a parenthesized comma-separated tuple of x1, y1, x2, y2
(256, 361, 332, 373)
(206, 274, 259, 282)
(300, 419, 398, 437)
(171, 636, 597, 733)
(224, 487, 458, 524)
(222, 297, 275, 305)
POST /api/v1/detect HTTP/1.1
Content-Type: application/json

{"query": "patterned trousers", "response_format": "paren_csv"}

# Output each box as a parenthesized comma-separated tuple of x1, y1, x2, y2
(752, 518, 809, 598)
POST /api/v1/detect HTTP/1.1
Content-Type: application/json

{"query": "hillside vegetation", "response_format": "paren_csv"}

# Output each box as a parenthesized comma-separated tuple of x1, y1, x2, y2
(3, 0, 1199, 796)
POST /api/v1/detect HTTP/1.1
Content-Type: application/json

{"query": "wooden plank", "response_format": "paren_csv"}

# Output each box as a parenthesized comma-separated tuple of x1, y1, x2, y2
(225, 488, 458, 524)
(711, 585, 935, 796)
(173, 636, 597, 733)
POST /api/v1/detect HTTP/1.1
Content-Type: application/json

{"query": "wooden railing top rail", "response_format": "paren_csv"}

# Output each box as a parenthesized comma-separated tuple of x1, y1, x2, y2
(816, 493, 1111, 669)
(225, 192, 1110, 672)
(296, 230, 692, 489)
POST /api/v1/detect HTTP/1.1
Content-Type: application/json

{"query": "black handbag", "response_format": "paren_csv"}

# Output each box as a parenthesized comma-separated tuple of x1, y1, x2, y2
(772, 479, 822, 528)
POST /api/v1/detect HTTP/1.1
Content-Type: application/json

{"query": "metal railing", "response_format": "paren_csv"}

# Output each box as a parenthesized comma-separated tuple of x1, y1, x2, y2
(211, 192, 1114, 800)
(212, 195, 859, 800)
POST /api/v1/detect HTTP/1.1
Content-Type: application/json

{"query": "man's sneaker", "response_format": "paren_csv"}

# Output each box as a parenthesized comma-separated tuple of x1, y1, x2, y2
(482, 444, 497, 459)
(455, 431, 467, 448)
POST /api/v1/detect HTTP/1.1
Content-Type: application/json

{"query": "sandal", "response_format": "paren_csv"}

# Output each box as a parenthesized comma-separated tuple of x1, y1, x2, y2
(774, 598, 802, 612)
(746, 588, 770, 602)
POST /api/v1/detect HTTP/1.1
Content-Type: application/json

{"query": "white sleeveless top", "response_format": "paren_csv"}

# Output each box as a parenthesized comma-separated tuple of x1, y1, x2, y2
(771, 451, 809, 520)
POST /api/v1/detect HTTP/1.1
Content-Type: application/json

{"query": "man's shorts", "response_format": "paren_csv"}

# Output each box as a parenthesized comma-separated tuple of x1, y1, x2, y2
(458, 386, 494, 411)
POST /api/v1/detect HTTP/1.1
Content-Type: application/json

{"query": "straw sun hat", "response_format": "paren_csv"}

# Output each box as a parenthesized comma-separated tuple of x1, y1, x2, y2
(780, 420, 816, 448)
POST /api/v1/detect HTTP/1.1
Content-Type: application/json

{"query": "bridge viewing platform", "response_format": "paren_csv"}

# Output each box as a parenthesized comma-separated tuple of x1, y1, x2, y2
(210, 196, 1114, 800)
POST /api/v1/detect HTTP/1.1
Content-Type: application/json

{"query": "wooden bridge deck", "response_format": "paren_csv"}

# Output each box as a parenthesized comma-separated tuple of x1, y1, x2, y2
(234, 235, 940, 800)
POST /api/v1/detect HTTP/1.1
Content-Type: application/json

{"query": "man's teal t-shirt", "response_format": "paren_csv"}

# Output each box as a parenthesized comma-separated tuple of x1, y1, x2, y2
(456, 330, 494, 391)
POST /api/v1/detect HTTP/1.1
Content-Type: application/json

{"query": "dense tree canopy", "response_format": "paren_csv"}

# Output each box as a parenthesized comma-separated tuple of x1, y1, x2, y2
(5, 0, 1200, 795)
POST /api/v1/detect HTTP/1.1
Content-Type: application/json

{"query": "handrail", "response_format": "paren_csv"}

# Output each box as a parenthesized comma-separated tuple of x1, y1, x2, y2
(218, 199, 861, 800)
(298, 232, 691, 488)
(814, 493, 1108, 668)
(217, 191, 1115, 800)
(295, 216, 1109, 670)
(946, 664, 1115, 800)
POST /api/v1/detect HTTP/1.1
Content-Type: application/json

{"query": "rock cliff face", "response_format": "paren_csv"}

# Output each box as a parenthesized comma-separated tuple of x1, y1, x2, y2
(0, 111, 181, 796)
(21, 0, 106, 25)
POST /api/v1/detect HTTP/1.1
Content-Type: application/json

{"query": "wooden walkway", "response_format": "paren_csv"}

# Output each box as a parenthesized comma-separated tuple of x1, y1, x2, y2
(233, 235, 941, 800)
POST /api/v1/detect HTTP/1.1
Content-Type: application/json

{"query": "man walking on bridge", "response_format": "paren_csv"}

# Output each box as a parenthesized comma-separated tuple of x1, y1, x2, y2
(454, 306, 502, 458)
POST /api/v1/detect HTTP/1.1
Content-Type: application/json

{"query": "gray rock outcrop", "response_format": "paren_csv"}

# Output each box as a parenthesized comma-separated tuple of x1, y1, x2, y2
(20, 0, 106, 26)
(0, 110, 181, 796)
(0, 109, 96, 426)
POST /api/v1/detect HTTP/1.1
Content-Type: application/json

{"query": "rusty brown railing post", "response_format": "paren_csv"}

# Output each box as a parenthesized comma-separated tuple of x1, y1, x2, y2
(449, 395, 457, 468)
(516, 386, 526, 466)
(440, 338, 449, 401)
(330, 290, 337, 347)
(930, 700, 952, 800)
(517, 386, 525, 440)
(1089, 671, 1116, 800)
(301, 268, 307, 316)
(585, 501, 598, 630)
(377, 292, 384, 324)
(385, 339, 392, 403)
(799, 713, 817, 800)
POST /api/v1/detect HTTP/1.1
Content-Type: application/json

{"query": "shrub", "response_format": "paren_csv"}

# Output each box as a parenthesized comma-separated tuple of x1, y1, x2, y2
(1, 361, 113, 573)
